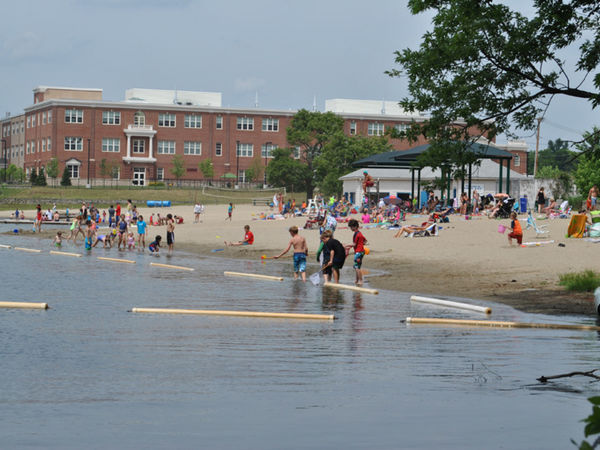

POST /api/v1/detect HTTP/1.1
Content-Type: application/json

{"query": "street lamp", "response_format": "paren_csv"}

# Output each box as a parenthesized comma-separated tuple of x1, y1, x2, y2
(87, 138, 91, 188)
(236, 140, 240, 185)
(1, 139, 6, 183)
(264, 141, 271, 185)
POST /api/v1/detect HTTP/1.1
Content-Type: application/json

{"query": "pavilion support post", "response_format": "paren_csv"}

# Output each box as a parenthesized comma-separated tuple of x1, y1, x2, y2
(506, 159, 511, 196)
(417, 168, 422, 209)
(460, 165, 465, 196)
(498, 159, 503, 193)
(468, 163, 472, 202)
(440, 168, 445, 204)
(447, 168, 452, 207)
(411, 169, 415, 206)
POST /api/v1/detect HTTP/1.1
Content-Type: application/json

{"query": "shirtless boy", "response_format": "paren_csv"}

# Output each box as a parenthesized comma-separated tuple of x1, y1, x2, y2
(166, 213, 175, 255)
(273, 225, 308, 281)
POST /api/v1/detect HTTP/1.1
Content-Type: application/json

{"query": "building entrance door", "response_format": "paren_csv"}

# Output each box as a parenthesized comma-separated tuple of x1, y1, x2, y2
(132, 167, 146, 186)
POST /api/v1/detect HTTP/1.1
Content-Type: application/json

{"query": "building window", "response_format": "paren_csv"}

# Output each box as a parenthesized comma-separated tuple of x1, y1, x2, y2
(42, 112, 46, 125)
(102, 111, 121, 125)
(67, 164, 80, 179)
(32, 115, 36, 127)
(42, 140, 46, 152)
(157, 140, 176, 154)
(64, 137, 83, 151)
(134, 111, 145, 126)
(184, 114, 202, 129)
(237, 143, 253, 157)
(158, 113, 176, 127)
(65, 109, 84, 123)
(261, 143, 276, 158)
(27, 116, 30, 128)
(48, 111, 52, 123)
(111, 166, 120, 180)
(102, 138, 120, 153)
(26, 142, 30, 154)
(184, 141, 202, 155)
(293, 146, 301, 159)
(157, 168, 164, 181)
(216, 115, 223, 130)
(350, 121, 357, 135)
(237, 117, 254, 131)
(238, 169, 247, 183)
(368, 122, 385, 136)
(395, 123, 409, 133)
(47, 138, 51, 151)
(215, 142, 222, 156)
(262, 118, 279, 132)
(514, 154, 521, 167)
(132, 139, 145, 154)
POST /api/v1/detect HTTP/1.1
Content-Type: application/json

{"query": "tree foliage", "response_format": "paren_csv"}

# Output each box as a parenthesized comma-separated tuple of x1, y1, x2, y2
(198, 158, 214, 179)
(60, 167, 72, 186)
(171, 155, 185, 181)
(245, 156, 264, 183)
(46, 158, 59, 183)
(266, 148, 311, 192)
(574, 128, 600, 195)
(36, 167, 47, 186)
(29, 168, 38, 185)
(315, 135, 392, 195)
(389, 0, 600, 150)
(286, 109, 345, 198)
(527, 138, 578, 174)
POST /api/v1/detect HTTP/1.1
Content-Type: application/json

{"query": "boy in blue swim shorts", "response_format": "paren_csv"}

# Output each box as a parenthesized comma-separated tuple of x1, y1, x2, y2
(273, 225, 308, 281)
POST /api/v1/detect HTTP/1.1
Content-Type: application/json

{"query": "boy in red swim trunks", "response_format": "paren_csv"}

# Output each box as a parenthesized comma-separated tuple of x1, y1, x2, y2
(346, 219, 367, 286)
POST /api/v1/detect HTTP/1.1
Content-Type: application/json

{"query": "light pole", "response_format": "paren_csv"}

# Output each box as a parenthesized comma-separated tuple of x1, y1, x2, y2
(87, 138, 91, 188)
(236, 140, 240, 185)
(264, 141, 271, 185)
(1, 139, 6, 183)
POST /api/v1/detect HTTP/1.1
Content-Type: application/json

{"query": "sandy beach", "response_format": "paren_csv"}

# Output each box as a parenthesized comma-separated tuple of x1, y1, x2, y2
(10, 203, 598, 315)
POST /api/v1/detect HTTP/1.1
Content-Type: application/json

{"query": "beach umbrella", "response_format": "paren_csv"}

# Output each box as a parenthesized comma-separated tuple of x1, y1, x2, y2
(383, 195, 403, 205)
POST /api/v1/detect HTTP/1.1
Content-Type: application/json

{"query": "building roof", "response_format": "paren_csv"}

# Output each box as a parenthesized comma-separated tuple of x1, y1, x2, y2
(325, 99, 423, 118)
(342, 158, 529, 181)
(124, 88, 222, 107)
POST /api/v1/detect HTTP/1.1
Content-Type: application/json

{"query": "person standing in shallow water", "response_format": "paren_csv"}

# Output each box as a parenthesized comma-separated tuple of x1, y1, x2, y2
(272, 225, 308, 282)
(166, 213, 175, 255)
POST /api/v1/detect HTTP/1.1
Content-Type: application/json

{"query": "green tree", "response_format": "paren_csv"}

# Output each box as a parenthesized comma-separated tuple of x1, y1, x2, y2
(60, 166, 72, 186)
(14, 167, 25, 183)
(286, 109, 345, 198)
(46, 158, 59, 186)
(6, 164, 17, 182)
(198, 158, 214, 179)
(315, 134, 392, 196)
(36, 167, 47, 186)
(99, 158, 110, 187)
(245, 156, 264, 183)
(171, 155, 185, 184)
(527, 139, 578, 175)
(266, 148, 311, 192)
(574, 128, 600, 195)
(388, 1, 600, 151)
(29, 168, 38, 185)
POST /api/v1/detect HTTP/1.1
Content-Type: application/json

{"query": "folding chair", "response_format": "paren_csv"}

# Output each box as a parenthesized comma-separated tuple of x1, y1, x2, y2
(525, 211, 549, 236)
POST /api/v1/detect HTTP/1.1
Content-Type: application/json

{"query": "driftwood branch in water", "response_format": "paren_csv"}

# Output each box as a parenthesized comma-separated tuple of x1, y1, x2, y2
(537, 369, 600, 383)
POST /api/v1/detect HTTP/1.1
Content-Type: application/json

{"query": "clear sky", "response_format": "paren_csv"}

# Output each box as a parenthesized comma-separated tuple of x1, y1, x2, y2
(1, 0, 597, 150)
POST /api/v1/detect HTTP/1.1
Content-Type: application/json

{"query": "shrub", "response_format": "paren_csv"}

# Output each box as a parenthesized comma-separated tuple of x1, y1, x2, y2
(558, 270, 600, 292)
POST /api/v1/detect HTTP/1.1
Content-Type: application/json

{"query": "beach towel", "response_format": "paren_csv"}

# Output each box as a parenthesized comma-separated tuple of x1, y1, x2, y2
(566, 214, 587, 238)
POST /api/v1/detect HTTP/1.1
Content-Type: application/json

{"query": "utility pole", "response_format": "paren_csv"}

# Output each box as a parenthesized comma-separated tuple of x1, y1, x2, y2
(534, 117, 542, 177)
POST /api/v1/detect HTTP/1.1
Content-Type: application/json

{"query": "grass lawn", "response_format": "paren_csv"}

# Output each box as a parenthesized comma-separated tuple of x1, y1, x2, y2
(0, 186, 305, 210)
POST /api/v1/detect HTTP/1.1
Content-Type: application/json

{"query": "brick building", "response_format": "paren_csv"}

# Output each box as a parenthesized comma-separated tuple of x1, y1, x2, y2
(0, 86, 527, 186)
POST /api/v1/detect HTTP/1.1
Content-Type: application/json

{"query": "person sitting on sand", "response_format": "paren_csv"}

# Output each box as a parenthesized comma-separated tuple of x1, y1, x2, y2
(393, 221, 433, 238)
(226, 225, 254, 246)
(542, 198, 557, 216)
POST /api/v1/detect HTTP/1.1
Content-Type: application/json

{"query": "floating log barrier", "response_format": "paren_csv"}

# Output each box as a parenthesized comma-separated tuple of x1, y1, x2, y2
(405, 317, 600, 331)
(410, 295, 491, 314)
(323, 282, 379, 295)
(224, 271, 284, 281)
(50, 250, 82, 258)
(130, 307, 334, 321)
(0, 301, 48, 309)
(14, 247, 42, 253)
(150, 262, 194, 271)
(97, 256, 136, 264)
(0, 244, 11, 249)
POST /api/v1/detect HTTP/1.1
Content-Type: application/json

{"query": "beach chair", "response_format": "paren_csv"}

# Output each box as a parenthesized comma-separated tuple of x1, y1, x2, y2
(526, 211, 549, 236)
(413, 222, 438, 237)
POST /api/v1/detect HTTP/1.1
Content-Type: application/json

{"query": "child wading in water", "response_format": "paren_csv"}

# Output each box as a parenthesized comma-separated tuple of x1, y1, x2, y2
(273, 225, 308, 281)
(53, 231, 63, 248)
(508, 211, 523, 246)
(149, 235, 162, 255)
(346, 219, 367, 286)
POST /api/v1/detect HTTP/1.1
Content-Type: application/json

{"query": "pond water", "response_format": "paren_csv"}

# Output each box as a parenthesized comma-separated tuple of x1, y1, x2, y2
(1, 225, 599, 449)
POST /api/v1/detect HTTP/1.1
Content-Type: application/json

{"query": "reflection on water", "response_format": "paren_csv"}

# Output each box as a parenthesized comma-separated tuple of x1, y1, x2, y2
(1, 228, 600, 449)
